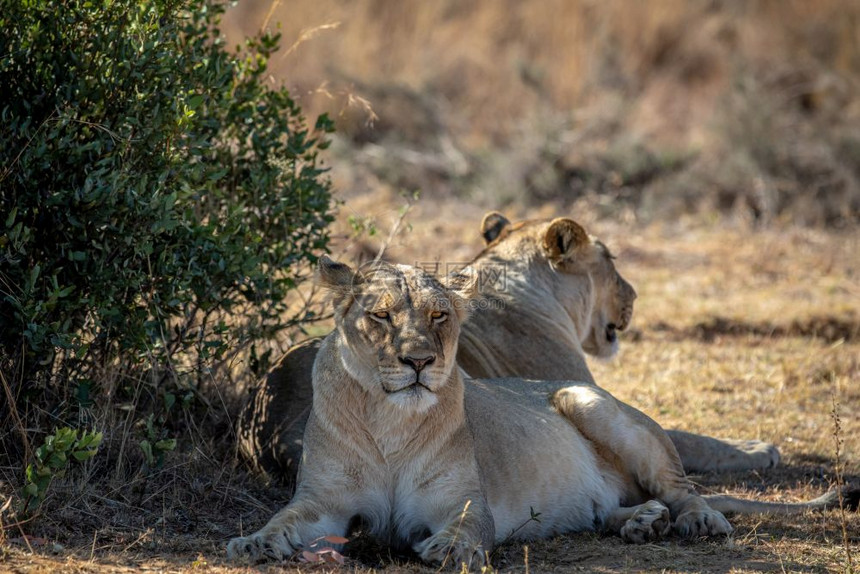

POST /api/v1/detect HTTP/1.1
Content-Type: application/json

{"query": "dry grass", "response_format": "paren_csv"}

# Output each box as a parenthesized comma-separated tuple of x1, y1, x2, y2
(2, 201, 858, 573)
(219, 0, 860, 225)
(223, 0, 860, 146)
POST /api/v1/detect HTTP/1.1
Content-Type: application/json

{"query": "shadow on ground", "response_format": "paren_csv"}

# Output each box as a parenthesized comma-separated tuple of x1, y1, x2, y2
(649, 315, 860, 344)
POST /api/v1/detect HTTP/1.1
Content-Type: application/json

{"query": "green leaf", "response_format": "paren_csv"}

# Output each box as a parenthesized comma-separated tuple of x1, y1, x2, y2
(48, 452, 67, 469)
(154, 438, 176, 452)
(5, 206, 17, 228)
(75, 342, 91, 360)
(139, 440, 154, 466)
(207, 168, 228, 182)
(86, 432, 103, 449)
(56, 285, 76, 297)
(53, 428, 77, 450)
(187, 94, 205, 110)
(28, 264, 41, 290)
(72, 449, 97, 461)
(164, 392, 176, 412)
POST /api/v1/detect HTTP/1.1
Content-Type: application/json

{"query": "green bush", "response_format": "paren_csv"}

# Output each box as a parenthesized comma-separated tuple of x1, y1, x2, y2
(21, 428, 102, 514)
(0, 0, 334, 457)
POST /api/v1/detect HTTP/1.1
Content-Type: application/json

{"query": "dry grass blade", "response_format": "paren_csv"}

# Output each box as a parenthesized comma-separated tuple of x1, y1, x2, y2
(281, 21, 342, 60)
(374, 200, 415, 264)
(0, 367, 30, 465)
(0, 494, 11, 545)
(437, 499, 471, 571)
(831, 394, 855, 573)
(259, 0, 281, 32)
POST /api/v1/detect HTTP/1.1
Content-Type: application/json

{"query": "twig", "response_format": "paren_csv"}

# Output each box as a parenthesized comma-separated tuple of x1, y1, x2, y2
(215, 486, 273, 514)
(1, 113, 138, 184)
(0, 368, 30, 465)
(260, 0, 281, 32)
(0, 111, 56, 184)
(831, 393, 854, 573)
(491, 507, 541, 558)
(438, 499, 471, 571)
(374, 200, 416, 264)
(13, 515, 35, 554)
(51, 117, 132, 145)
(89, 529, 98, 562)
(0, 494, 11, 545)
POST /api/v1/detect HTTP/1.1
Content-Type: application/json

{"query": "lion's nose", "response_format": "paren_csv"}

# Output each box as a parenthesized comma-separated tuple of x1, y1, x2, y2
(399, 354, 436, 373)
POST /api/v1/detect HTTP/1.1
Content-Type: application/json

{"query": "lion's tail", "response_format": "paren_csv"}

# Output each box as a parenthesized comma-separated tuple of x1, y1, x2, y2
(703, 484, 859, 516)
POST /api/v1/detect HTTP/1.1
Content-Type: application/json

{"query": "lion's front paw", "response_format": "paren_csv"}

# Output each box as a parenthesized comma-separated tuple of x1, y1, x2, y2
(620, 500, 671, 544)
(226, 527, 295, 562)
(414, 532, 485, 570)
(674, 507, 733, 538)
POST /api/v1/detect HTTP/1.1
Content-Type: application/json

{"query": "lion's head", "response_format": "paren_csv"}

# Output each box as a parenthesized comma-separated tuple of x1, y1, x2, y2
(478, 212, 636, 359)
(316, 256, 476, 412)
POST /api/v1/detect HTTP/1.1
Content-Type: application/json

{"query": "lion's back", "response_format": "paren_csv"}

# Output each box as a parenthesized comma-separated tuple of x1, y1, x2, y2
(237, 338, 321, 484)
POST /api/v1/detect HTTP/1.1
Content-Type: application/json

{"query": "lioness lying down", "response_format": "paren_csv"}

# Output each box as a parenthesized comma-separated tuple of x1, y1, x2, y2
(228, 257, 856, 568)
(239, 215, 779, 482)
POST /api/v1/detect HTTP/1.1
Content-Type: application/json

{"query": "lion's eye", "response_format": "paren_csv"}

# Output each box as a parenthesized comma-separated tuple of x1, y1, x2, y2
(371, 311, 389, 321)
(430, 311, 447, 323)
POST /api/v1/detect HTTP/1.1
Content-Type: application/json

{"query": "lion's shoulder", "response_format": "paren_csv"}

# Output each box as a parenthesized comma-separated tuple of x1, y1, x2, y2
(237, 338, 322, 482)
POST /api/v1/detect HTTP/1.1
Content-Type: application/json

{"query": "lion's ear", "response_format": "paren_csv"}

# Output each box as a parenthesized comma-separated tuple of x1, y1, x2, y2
(542, 218, 590, 261)
(443, 267, 479, 320)
(316, 255, 357, 292)
(480, 211, 511, 244)
(443, 266, 479, 301)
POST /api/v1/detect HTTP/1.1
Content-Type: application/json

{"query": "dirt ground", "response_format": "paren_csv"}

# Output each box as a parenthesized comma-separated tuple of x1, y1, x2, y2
(2, 197, 858, 573)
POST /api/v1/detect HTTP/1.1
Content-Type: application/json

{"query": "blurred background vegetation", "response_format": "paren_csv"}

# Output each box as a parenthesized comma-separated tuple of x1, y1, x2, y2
(226, 0, 860, 226)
